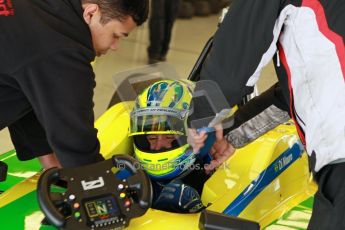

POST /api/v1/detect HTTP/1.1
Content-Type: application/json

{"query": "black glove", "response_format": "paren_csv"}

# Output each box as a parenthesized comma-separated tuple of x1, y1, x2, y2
(153, 179, 205, 213)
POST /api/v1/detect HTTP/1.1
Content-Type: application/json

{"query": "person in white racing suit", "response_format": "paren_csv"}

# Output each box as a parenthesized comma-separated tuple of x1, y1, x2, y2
(188, 0, 345, 228)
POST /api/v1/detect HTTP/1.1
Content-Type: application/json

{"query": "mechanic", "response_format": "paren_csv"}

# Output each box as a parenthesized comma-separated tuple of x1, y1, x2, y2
(0, 0, 149, 169)
(129, 80, 235, 213)
(187, 0, 345, 229)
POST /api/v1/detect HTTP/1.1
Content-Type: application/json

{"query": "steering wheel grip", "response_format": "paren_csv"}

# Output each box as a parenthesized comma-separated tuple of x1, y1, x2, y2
(37, 167, 65, 228)
(112, 155, 152, 209)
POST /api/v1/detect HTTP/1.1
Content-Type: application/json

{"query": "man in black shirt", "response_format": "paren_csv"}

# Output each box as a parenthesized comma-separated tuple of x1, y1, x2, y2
(0, 0, 148, 169)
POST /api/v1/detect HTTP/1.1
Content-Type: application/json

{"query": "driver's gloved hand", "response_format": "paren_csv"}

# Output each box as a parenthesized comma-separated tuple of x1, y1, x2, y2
(153, 179, 204, 213)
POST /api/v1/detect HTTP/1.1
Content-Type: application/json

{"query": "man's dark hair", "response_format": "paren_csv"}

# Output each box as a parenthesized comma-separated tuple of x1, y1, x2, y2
(82, 0, 149, 25)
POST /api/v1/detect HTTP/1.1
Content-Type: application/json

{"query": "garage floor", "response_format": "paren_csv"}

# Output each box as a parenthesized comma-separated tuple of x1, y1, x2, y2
(0, 14, 277, 154)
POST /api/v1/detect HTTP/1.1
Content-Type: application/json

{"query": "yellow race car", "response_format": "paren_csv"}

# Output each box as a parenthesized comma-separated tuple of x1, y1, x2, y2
(0, 74, 316, 229)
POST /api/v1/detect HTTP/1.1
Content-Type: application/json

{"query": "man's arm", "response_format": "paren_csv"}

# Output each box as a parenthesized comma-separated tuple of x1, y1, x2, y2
(188, 0, 289, 145)
(199, 0, 284, 106)
(225, 83, 290, 148)
(189, 84, 290, 171)
(15, 49, 103, 168)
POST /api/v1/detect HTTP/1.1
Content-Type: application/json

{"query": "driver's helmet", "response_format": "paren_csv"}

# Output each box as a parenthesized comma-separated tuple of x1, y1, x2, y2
(129, 80, 196, 181)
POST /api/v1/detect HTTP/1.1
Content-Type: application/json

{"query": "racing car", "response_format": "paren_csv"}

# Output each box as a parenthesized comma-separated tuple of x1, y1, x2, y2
(0, 64, 316, 229)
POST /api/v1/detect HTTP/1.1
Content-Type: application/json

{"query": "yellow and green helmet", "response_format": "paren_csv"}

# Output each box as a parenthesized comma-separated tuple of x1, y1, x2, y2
(129, 80, 196, 181)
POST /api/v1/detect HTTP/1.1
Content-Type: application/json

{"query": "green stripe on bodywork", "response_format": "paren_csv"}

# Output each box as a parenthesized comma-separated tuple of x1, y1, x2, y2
(264, 197, 314, 230)
(0, 184, 65, 229)
(0, 190, 56, 230)
(0, 150, 42, 192)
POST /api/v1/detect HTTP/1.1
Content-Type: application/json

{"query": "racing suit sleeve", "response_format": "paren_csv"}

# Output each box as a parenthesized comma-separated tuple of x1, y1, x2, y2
(224, 83, 290, 148)
(13, 49, 104, 168)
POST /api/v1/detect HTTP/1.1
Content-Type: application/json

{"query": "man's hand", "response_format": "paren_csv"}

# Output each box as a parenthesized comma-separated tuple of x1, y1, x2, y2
(187, 125, 236, 174)
(204, 126, 235, 174)
(39, 153, 62, 170)
(187, 128, 208, 153)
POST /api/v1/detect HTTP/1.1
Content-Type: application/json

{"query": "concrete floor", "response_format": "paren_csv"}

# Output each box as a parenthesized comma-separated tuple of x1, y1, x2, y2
(0, 14, 277, 154)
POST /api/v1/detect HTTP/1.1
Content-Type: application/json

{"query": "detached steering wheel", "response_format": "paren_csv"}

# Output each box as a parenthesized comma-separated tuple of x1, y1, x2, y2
(37, 154, 152, 229)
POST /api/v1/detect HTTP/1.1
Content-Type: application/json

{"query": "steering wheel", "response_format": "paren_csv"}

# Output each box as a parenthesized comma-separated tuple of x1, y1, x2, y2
(37, 154, 152, 229)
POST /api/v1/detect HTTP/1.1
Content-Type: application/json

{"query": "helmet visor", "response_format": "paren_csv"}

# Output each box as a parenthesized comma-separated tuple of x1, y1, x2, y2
(130, 107, 188, 136)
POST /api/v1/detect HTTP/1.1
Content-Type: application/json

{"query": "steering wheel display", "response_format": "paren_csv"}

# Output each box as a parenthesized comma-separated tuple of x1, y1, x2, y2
(37, 155, 152, 229)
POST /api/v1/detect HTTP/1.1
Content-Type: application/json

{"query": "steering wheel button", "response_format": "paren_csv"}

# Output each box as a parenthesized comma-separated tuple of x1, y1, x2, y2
(73, 203, 80, 209)
(124, 200, 131, 207)
(118, 184, 124, 190)
(69, 194, 76, 201)
(120, 192, 126, 199)
(74, 212, 81, 219)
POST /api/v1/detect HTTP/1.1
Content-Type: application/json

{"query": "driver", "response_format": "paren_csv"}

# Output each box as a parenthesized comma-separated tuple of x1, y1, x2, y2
(129, 80, 234, 213)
